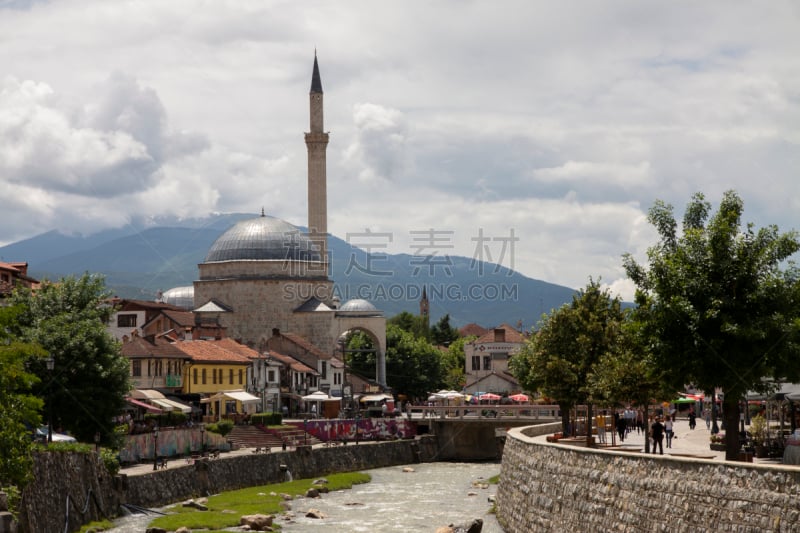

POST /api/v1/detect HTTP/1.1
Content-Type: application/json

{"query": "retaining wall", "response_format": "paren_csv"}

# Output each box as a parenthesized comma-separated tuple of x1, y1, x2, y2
(496, 426, 800, 532)
(18, 436, 438, 532)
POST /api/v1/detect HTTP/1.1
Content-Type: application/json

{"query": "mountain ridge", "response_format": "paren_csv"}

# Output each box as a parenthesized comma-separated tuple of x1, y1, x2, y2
(0, 214, 578, 329)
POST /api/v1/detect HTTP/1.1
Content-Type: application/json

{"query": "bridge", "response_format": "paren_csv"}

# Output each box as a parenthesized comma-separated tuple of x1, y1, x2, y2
(411, 404, 561, 461)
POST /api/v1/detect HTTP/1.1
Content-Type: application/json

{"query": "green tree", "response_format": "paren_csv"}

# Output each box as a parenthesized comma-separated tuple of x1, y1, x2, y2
(388, 311, 429, 339)
(384, 324, 444, 401)
(0, 305, 45, 490)
(510, 280, 626, 445)
(10, 274, 131, 445)
(430, 314, 459, 346)
(623, 191, 800, 460)
(440, 336, 473, 391)
(587, 311, 674, 452)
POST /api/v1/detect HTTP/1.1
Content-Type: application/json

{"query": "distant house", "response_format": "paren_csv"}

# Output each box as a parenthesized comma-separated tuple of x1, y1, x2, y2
(106, 298, 185, 341)
(463, 324, 525, 396)
(0, 261, 39, 302)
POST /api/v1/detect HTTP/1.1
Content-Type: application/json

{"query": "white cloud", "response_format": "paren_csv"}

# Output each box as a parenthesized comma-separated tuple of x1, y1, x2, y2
(0, 0, 797, 306)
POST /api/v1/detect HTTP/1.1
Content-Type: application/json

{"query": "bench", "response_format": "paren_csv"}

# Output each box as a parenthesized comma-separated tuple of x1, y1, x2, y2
(157, 458, 168, 469)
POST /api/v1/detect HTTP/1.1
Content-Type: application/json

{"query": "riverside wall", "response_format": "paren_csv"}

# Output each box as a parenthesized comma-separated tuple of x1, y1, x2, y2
(496, 426, 800, 532)
(17, 436, 438, 533)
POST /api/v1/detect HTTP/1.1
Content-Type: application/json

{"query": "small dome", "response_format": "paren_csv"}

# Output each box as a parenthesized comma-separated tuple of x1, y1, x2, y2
(161, 286, 194, 310)
(205, 215, 321, 262)
(339, 299, 379, 312)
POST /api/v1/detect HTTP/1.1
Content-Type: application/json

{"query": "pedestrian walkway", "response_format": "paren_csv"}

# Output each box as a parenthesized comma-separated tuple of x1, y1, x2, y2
(560, 416, 780, 464)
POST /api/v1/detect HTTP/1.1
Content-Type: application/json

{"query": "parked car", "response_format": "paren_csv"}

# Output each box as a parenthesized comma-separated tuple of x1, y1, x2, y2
(34, 426, 77, 443)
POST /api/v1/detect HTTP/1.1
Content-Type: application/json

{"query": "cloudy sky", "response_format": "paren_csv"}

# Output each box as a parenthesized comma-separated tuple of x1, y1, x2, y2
(1, 1, 798, 300)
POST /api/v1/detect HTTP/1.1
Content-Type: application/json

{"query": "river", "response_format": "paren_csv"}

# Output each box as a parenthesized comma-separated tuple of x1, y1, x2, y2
(107, 462, 505, 532)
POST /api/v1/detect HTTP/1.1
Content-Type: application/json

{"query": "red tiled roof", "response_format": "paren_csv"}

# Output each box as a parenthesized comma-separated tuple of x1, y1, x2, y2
(121, 335, 187, 358)
(174, 340, 252, 364)
(160, 310, 196, 327)
(212, 338, 262, 360)
(473, 324, 525, 344)
(278, 332, 329, 359)
(460, 323, 488, 338)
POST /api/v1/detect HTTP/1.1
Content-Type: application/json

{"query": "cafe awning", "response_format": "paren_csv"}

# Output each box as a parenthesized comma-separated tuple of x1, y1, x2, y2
(203, 390, 260, 403)
(125, 397, 162, 413)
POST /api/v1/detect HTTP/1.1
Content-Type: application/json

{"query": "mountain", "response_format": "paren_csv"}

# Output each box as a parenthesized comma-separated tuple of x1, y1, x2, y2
(0, 215, 578, 329)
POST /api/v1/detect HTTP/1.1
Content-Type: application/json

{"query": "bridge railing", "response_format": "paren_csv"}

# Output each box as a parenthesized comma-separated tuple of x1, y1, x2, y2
(410, 404, 561, 420)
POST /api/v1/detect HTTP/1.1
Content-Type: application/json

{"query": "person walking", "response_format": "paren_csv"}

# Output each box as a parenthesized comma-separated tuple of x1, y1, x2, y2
(704, 408, 711, 430)
(616, 411, 627, 442)
(596, 411, 607, 444)
(688, 409, 696, 430)
(651, 416, 665, 455)
(664, 415, 674, 448)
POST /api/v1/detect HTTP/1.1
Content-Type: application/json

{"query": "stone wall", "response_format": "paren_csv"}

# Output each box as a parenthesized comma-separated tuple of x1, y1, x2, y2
(16, 436, 438, 532)
(496, 427, 800, 532)
(123, 436, 437, 508)
(18, 451, 120, 533)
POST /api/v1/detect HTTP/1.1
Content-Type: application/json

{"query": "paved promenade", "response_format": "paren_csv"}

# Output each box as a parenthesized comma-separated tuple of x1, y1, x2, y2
(546, 415, 782, 465)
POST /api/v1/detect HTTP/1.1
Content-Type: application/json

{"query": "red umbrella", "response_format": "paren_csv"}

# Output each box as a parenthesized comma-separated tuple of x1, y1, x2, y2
(479, 392, 502, 402)
(510, 393, 529, 403)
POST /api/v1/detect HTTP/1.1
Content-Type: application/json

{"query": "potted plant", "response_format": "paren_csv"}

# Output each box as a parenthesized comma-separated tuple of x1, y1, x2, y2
(750, 415, 768, 457)
(709, 432, 726, 451)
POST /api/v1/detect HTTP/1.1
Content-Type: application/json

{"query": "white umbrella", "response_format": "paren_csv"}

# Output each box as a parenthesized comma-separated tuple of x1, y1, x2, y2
(302, 391, 332, 401)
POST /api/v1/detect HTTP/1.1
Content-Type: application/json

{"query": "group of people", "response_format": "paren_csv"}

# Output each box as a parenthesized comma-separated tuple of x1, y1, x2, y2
(650, 414, 676, 454)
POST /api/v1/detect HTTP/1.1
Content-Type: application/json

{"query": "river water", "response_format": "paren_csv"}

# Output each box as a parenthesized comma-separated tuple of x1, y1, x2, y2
(107, 462, 504, 532)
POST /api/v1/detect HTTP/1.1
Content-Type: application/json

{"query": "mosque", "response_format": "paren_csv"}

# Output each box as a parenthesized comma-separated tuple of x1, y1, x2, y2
(162, 55, 388, 388)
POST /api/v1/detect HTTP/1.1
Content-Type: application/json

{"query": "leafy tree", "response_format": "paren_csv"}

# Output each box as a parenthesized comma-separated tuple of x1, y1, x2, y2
(10, 274, 131, 445)
(384, 324, 444, 401)
(388, 311, 429, 339)
(430, 314, 459, 346)
(440, 336, 473, 391)
(587, 312, 675, 452)
(0, 305, 45, 490)
(623, 191, 800, 460)
(510, 280, 626, 444)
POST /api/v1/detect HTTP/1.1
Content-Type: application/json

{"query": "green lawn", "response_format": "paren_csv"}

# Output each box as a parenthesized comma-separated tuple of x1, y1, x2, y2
(144, 471, 371, 532)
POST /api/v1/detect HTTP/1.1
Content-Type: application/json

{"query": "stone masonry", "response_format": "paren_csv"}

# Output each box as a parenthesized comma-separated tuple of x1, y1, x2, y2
(496, 426, 800, 532)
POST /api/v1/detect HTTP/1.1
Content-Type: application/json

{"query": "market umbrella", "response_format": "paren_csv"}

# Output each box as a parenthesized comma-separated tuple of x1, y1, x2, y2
(510, 393, 529, 403)
(478, 392, 502, 402)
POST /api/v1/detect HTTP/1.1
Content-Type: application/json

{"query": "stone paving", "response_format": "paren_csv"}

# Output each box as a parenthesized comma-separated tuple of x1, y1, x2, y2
(545, 415, 782, 465)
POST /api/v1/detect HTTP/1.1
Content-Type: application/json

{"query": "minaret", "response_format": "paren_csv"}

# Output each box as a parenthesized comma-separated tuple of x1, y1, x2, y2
(305, 52, 329, 267)
(420, 285, 430, 329)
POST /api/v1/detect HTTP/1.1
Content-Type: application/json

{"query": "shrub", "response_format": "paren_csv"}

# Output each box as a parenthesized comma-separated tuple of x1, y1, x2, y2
(251, 412, 282, 426)
(206, 419, 234, 437)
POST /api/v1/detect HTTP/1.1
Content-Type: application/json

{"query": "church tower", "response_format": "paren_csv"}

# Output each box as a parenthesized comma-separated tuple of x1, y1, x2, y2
(420, 285, 430, 329)
(305, 53, 329, 267)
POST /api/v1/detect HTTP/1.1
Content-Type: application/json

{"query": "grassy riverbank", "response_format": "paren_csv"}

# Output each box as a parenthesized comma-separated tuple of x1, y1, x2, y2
(80, 472, 371, 532)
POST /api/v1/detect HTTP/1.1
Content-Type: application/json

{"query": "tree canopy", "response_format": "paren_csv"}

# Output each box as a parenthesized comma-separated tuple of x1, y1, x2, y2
(0, 305, 45, 489)
(510, 280, 627, 440)
(10, 273, 130, 445)
(623, 190, 800, 459)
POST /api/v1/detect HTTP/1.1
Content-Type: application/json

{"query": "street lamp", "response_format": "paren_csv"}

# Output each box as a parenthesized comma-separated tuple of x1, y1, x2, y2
(45, 355, 54, 443)
(94, 432, 100, 453)
(304, 418, 308, 446)
(152, 427, 159, 471)
(200, 426, 205, 454)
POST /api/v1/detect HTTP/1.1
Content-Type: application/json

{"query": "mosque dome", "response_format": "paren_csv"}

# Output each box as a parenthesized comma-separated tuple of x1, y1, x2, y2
(161, 286, 194, 310)
(339, 299, 380, 312)
(204, 215, 321, 263)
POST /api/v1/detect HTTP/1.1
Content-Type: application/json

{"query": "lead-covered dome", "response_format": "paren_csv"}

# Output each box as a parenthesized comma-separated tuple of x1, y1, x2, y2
(161, 286, 194, 309)
(339, 299, 379, 312)
(205, 215, 321, 262)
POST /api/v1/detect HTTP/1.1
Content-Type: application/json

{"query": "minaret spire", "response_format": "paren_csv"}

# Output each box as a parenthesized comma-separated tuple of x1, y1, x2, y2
(305, 52, 330, 269)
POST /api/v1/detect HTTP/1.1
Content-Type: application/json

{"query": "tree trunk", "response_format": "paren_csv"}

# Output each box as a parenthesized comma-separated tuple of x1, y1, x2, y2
(560, 403, 571, 436)
(723, 397, 741, 461)
(586, 403, 594, 447)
